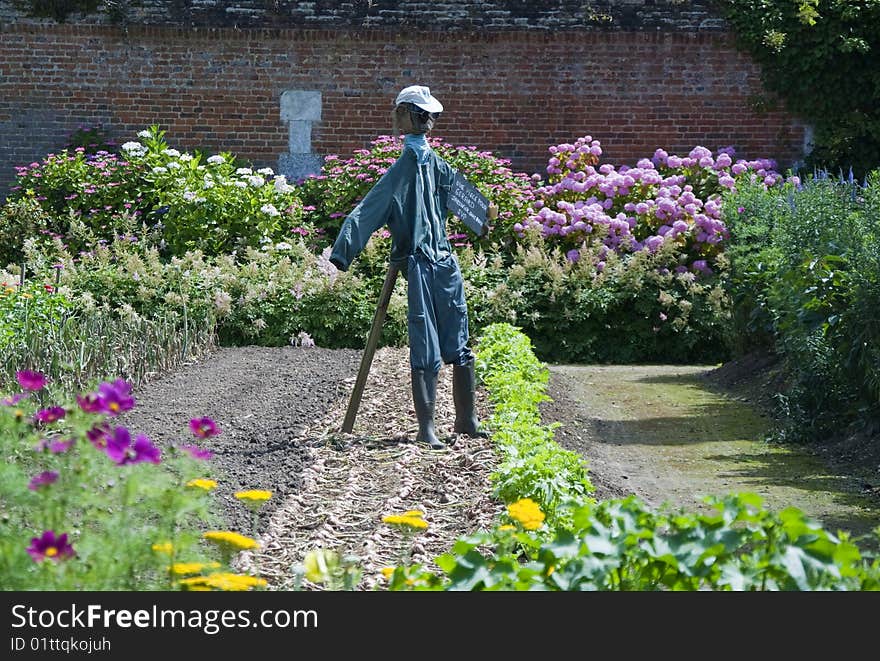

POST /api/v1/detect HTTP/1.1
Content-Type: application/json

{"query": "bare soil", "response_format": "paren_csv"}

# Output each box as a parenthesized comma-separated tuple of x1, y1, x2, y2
(119, 345, 880, 590)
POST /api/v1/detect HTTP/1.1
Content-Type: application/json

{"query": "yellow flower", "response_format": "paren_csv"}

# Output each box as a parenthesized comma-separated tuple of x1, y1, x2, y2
(200, 572, 267, 591)
(507, 498, 545, 531)
(151, 542, 174, 555)
(380, 567, 395, 579)
(234, 489, 272, 504)
(498, 525, 516, 532)
(177, 576, 213, 591)
(382, 512, 428, 530)
(202, 531, 259, 551)
(168, 561, 221, 575)
(21, 293, 33, 299)
(186, 478, 217, 491)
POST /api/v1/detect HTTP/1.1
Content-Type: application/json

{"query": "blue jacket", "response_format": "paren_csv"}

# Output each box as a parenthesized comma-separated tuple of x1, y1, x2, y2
(329, 143, 456, 271)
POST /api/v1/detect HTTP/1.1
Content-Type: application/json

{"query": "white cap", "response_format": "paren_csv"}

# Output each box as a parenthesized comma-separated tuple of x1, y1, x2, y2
(394, 85, 443, 113)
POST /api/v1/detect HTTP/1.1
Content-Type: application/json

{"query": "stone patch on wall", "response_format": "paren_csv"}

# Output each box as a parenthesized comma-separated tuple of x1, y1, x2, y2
(279, 89, 323, 181)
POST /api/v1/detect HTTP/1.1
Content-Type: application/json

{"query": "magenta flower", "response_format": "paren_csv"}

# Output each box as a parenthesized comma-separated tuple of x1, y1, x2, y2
(189, 417, 220, 439)
(27, 530, 75, 562)
(1, 393, 27, 406)
(28, 470, 59, 490)
(86, 423, 111, 449)
(34, 406, 66, 424)
(16, 370, 47, 391)
(179, 444, 214, 460)
(105, 426, 161, 465)
(76, 392, 103, 414)
(97, 379, 135, 416)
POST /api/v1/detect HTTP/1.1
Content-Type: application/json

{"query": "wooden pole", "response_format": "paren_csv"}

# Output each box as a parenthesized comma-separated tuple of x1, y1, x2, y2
(341, 263, 401, 433)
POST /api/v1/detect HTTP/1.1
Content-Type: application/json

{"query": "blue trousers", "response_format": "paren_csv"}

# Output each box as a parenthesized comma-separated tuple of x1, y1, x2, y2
(406, 252, 474, 373)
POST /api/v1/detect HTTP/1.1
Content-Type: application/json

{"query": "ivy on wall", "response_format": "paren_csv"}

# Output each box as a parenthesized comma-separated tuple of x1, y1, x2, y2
(714, 0, 880, 176)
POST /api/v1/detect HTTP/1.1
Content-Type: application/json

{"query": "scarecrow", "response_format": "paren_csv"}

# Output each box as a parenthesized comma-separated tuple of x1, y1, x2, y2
(329, 85, 493, 449)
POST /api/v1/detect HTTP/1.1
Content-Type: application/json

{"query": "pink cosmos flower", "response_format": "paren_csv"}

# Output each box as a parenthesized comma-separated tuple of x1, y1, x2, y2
(97, 379, 135, 416)
(105, 427, 161, 466)
(27, 530, 75, 562)
(76, 392, 103, 414)
(1, 393, 27, 406)
(34, 407, 66, 424)
(86, 423, 112, 450)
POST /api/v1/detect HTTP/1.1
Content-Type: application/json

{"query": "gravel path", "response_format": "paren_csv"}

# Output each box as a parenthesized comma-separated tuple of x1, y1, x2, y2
(120, 345, 500, 590)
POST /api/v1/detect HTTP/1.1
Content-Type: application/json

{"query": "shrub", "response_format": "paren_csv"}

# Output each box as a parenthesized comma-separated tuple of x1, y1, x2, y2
(722, 170, 880, 439)
(460, 233, 730, 364)
(216, 243, 405, 349)
(521, 137, 790, 273)
(716, 0, 880, 177)
(6, 126, 309, 258)
(0, 198, 58, 269)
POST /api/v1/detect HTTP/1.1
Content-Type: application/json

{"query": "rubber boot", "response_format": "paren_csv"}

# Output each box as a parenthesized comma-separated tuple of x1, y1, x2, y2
(453, 360, 489, 438)
(411, 369, 444, 449)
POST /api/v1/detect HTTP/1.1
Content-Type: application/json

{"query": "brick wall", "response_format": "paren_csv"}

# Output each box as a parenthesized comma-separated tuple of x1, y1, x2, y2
(0, 6, 808, 196)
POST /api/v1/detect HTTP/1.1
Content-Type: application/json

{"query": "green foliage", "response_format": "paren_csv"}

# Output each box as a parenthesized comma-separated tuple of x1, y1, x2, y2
(0, 278, 73, 357)
(722, 170, 880, 439)
(1, 240, 218, 391)
(6, 126, 308, 258)
(0, 198, 58, 269)
(216, 244, 394, 349)
(136, 127, 306, 256)
(387, 324, 880, 591)
(64, 123, 119, 155)
(390, 493, 880, 590)
(474, 323, 594, 524)
(716, 0, 880, 176)
(461, 233, 731, 364)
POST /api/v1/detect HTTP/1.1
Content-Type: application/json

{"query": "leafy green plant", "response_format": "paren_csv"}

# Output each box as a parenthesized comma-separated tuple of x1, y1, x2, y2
(474, 323, 594, 523)
(715, 0, 880, 177)
(6, 125, 309, 258)
(389, 493, 880, 591)
(0, 198, 58, 269)
(722, 170, 880, 440)
(462, 234, 731, 364)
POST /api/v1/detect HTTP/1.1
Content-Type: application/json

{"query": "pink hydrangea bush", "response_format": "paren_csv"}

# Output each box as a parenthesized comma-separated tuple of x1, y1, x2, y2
(519, 137, 795, 275)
